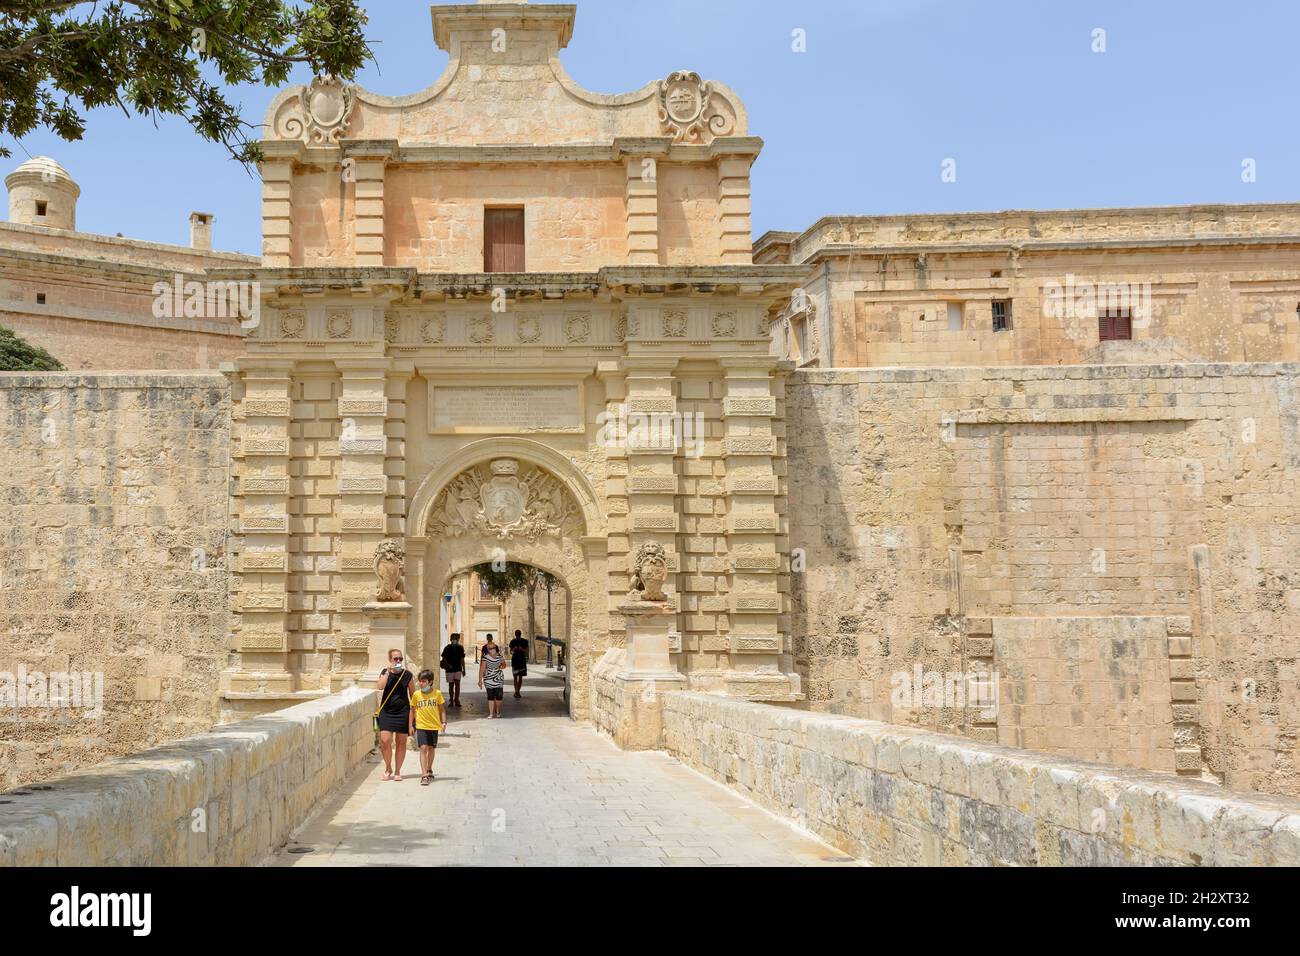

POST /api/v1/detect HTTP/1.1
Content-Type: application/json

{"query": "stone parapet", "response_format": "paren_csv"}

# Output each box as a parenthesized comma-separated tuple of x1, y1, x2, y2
(661, 692, 1300, 866)
(0, 687, 374, 866)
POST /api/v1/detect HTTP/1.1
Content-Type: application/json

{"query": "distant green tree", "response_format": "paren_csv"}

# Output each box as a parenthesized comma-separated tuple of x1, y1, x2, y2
(0, 324, 62, 370)
(470, 561, 559, 662)
(0, 0, 373, 166)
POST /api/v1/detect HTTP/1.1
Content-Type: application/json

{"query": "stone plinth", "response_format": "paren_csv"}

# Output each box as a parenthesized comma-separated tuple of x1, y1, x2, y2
(605, 600, 686, 750)
(362, 601, 412, 676)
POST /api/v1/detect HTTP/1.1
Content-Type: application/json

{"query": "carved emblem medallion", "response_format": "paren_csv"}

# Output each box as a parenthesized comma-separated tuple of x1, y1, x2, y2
(657, 71, 734, 144)
(280, 75, 356, 145)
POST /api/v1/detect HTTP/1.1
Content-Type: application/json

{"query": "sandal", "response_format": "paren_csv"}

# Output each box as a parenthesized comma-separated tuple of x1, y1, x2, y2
(382, 770, 393, 781)
(393, 773, 403, 782)
(420, 774, 430, 786)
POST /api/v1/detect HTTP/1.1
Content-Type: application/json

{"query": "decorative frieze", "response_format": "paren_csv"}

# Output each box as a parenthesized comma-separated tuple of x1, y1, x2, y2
(339, 475, 388, 495)
(242, 475, 291, 495)
(728, 513, 779, 534)
(339, 436, 387, 455)
(726, 474, 777, 495)
(730, 634, 781, 653)
(242, 399, 292, 417)
(724, 435, 777, 456)
(630, 513, 679, 532)
(241, 513, 290, 533)
(244, 436, 291, 456)
(627, 474, 679, 493)
(340, 512, 386, 532)
(240, 552, 288, 572)
(723, 396, 777, 417)
(338, 397, 388, 417)
(732, 593, 781, 613)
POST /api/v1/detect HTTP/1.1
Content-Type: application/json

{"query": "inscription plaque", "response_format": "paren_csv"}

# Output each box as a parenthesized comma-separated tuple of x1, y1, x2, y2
(430, 382, 582, 433)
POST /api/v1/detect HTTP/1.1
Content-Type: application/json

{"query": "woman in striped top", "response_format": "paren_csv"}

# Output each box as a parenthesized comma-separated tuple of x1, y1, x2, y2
(478, 634, 506, 719)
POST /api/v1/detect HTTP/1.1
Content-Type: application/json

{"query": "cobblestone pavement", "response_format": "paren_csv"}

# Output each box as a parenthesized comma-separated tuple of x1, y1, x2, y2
(272, 668, 858, 867)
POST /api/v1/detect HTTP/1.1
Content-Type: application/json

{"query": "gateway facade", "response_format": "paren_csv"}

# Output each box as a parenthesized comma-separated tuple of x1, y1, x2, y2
(216, 1, 803, 720)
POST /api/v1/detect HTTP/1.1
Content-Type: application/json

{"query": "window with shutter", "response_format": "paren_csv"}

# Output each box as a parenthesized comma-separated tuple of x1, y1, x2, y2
(1098, 307, 1132, 341)
(484, 207, 525, 272)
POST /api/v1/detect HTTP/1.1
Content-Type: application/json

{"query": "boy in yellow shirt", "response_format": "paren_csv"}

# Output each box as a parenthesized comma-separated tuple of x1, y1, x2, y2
(409, 669, 447, 785)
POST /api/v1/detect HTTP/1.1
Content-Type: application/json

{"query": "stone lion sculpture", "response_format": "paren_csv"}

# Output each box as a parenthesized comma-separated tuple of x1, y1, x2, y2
(373, 539, 406, 602)
(628, 541, 669, 603)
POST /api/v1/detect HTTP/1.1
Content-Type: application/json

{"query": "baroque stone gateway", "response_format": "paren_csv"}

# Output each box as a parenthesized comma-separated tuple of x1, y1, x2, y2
(0, 0, 1298, 868)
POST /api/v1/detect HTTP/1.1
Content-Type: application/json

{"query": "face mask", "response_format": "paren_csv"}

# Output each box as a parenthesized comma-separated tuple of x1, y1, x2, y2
(391, 662, 404, 671)
(419, 684, 431, 693)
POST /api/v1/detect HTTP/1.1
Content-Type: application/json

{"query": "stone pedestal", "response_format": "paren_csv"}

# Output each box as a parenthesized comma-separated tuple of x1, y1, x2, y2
(609, 599, 686, 750)
(362, 601, 412, 676)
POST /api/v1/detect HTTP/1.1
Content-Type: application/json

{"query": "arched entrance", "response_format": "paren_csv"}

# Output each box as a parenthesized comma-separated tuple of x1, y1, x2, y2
(405, 438, 608, 722)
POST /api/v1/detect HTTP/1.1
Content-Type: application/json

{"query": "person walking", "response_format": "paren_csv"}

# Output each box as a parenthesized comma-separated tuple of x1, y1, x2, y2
(509, 628, 529, 699)
(409, 669, 447, 786)
(440, 632, 466, 707)
(375, 648, 414, 781)
(478, 634, 505, 718)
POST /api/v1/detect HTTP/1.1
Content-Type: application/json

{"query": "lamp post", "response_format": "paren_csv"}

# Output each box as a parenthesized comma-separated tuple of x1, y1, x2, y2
(546, 578, 554, 668)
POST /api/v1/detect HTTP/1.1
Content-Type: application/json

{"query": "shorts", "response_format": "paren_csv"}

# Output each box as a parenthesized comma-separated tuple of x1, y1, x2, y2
(445, 671, 463, 682)
(513, 667, 527, 677)
(416, 729, 439, 748)
(486, 686, 504, 701)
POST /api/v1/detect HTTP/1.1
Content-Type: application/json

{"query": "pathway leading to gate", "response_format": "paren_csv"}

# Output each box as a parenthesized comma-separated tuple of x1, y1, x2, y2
(272, 667, 857, 867)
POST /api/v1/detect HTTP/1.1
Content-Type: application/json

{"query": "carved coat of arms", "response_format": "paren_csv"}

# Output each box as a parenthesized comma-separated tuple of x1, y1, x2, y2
(432, 459, 572, 541)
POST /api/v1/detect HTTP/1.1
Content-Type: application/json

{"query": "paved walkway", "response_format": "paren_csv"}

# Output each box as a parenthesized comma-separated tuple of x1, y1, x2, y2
(272, 667, 856, 867)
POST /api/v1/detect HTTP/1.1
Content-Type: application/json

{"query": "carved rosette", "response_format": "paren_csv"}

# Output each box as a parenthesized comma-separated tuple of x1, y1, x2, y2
(429, 459, 578, 541)
(657, 71, 735, 144)
(421, 313, 446, 344)
(564, 313, 591, 343)
(327, 311, 353, 339)
(516, 314, 543, 344)
(279, 75, 356, 145)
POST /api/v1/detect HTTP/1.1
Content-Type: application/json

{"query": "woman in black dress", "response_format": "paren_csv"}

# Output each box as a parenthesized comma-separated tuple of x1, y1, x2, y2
(376, 647, 415, 781)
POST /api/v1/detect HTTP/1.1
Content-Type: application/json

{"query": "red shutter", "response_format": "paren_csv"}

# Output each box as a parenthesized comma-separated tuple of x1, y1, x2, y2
(484, 208, 525, 273)
(1098, 310, 1132, 342)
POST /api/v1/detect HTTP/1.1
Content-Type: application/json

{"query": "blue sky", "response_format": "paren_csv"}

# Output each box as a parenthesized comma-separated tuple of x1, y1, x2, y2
(7, 0, 1298, 255)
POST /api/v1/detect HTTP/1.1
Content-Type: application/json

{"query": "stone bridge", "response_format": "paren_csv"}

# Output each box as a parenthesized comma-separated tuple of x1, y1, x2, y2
(3, 655, 1298, 867)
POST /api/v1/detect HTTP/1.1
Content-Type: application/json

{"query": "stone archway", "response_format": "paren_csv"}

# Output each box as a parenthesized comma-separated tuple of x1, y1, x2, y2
(405, 439, 608, 721)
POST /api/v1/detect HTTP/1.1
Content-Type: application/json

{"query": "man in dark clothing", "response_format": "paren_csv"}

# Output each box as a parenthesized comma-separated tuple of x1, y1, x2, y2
(509, 629, 529, 699)
(440, 633, 467, 707)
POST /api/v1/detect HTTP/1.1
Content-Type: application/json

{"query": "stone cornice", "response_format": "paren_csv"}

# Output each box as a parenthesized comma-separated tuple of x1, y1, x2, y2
(431, 3, 577, 51)
(260, 136, 763, 167)
(798, 234, 1300, 265)
(227, 265, 807, 303)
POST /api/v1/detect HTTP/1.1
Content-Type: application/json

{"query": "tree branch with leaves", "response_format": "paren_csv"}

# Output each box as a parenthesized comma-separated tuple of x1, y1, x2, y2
(0, 0, 373, 166)
(471, 561, 559, 663)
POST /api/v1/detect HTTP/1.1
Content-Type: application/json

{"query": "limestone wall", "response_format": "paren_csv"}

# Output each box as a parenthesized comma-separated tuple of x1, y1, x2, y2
(0, 372, 232, 789)
(785, 362, 1300, 797)
(0, 221, 255, 371)
(0, 686, 373, 866)
(662, 691, 1300, 865)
